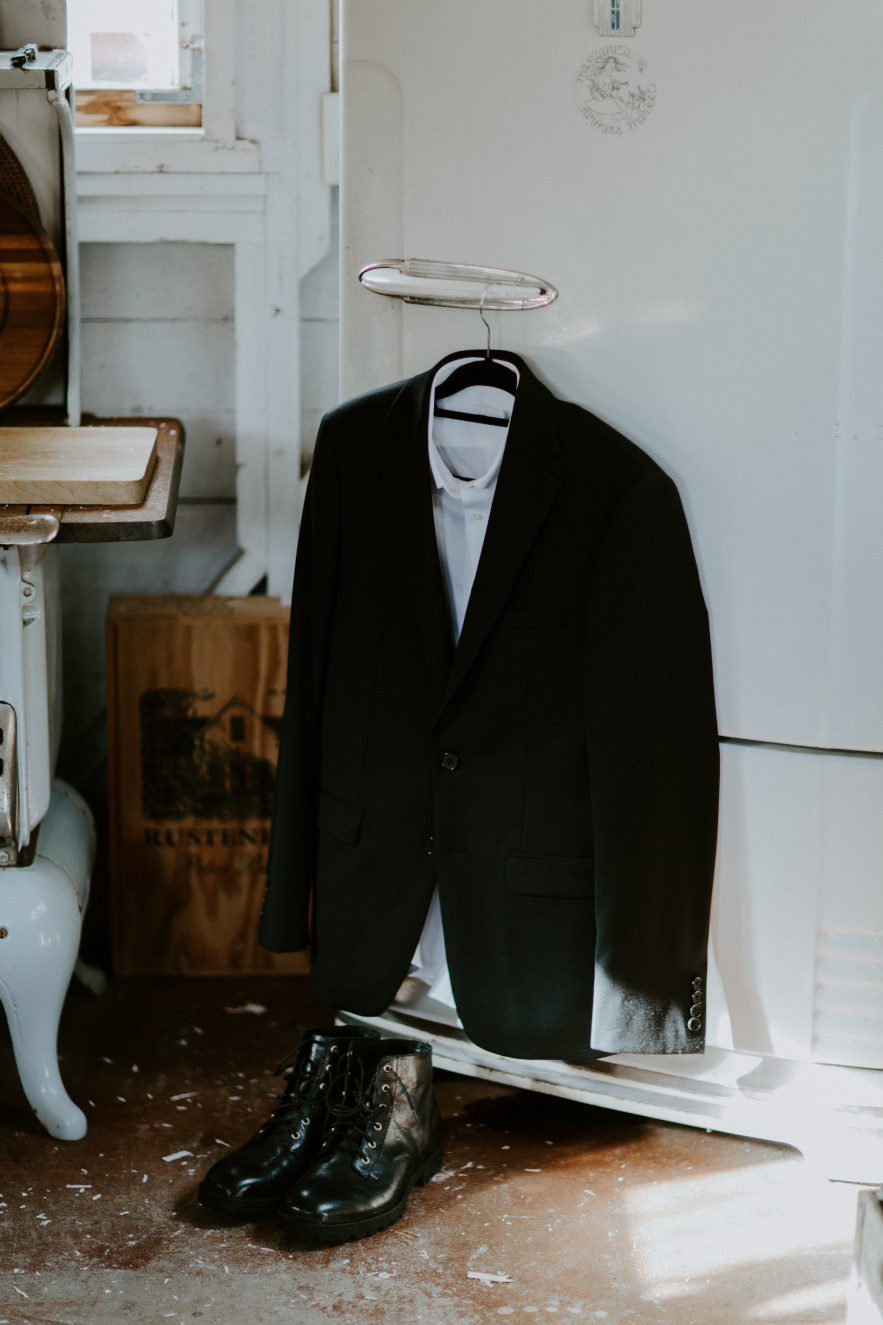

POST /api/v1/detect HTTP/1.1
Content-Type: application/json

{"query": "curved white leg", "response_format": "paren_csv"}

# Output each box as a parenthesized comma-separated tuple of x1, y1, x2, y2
(0, 778, 96, 1141)
(0, 857, 87, 1139)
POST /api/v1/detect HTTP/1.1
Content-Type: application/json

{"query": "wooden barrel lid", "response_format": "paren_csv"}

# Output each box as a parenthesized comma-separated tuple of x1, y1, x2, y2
(0, 192, 66, 411)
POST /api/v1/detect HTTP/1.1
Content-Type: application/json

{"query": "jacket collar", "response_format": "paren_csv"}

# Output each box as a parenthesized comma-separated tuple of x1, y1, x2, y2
(383, 350, 562, 715)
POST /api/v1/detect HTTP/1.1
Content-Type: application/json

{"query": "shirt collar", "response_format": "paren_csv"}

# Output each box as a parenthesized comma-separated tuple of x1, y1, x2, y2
(427, 357, 517, 499)
(428, 432, 506, 498)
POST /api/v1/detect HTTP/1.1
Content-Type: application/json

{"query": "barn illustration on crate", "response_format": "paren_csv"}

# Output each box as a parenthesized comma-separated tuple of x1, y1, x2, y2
(139, 688, 283, 823)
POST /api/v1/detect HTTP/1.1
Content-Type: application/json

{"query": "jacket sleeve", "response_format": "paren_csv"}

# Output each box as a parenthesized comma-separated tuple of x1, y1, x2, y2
(584, 469, 719, 1053)
(258, 424, 340, 952)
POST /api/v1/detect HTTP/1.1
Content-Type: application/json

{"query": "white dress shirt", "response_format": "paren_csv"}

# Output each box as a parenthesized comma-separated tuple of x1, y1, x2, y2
(408, 357, 518, 1008)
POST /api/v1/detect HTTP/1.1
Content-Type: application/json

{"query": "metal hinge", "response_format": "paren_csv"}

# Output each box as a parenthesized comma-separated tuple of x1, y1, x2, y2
(593, 0, 643, 36)
(0, 703, 19, 866)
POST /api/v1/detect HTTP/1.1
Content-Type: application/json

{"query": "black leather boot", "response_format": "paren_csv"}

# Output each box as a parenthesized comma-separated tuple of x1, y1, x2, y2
(276, 1037, 443, 1242)
(198, 1025, 380, 1218)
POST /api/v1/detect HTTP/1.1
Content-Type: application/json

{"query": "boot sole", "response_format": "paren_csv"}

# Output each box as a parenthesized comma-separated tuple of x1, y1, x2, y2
(276, 1144, 444, 1243)
(198, 1181, 284, 1220)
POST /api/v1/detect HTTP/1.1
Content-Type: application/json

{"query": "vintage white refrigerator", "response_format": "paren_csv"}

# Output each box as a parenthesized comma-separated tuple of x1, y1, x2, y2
(335, 0, 883, 1179)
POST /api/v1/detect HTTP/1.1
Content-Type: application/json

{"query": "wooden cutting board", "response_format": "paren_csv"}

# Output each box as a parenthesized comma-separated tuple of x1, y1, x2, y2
(0, 426, 158, 504)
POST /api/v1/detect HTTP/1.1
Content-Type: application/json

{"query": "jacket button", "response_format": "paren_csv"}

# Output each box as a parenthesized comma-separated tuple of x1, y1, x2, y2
(692, 976, 704, 990)
(441, 752, 459, 771)
(690, 1003, 704, 1018)
(687, 1017, 702, 1032)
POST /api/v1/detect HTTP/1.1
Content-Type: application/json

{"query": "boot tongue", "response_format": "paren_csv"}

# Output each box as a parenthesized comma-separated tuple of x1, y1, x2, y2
(274, 1036, 328, 1109)
(297, 1039, 334, 1103)
(321, 1047, 379, 1154)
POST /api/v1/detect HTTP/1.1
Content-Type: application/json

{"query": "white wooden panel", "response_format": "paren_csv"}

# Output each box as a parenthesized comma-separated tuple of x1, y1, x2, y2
(80, 243, 234, 321)
(265, 178, 304, 597)
(300, 191, 340, 321)
(175, 412, 237, 499)
(235, 0, 332, 281)
(711, 744, 824, 1062)
(824, 91, 883, 750)
(77, 174, 267, 200)
(74, 135, 260, 176)
(80, 193, 264, 216)
(0, 1, 66, 46)
(77, 207, 265, 246)
(295, 0, 335, 279)
(301, 317, 340, 420)
(201, 0, 238, 147)
(339, 57, 404, 395)
(817, 757, 883, 938)
(81, 321, 235, 415)
(58, 504, 239, 599)
(215, 241, 269, 596)
(322, 92, 340, 186)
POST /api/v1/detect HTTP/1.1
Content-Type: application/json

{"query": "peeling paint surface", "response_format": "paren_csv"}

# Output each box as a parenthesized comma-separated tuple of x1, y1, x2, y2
(0, 977, 860, 1323)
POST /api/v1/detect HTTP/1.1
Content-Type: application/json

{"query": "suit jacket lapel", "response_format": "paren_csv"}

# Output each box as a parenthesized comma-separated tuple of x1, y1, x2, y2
(383, 370, 454, 698)
(438, 356, 562, 716)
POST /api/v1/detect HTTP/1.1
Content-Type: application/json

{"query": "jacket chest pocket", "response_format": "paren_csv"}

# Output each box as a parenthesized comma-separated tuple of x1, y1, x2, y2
(506, 853, 594, 900)
(318, 791, 364, 846)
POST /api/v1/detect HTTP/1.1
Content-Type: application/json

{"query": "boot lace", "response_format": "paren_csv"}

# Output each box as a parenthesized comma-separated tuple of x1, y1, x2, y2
(321, 1049, 418, 1159)
(256, 1040, 328, 1137)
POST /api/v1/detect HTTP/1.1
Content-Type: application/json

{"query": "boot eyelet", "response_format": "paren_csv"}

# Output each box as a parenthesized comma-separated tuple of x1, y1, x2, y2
(373, 1122, 382, 1131)
(330, 1045, 339, 1053)
(381, 1084, 391, 1093)
(292, 1131, 301, 1141)
(360, 1155, 369, 1164)
(368, 1141, 377, 1148)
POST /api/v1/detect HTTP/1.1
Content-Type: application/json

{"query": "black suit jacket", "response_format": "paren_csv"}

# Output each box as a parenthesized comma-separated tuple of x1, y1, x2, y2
(259, 350, 719, 1060)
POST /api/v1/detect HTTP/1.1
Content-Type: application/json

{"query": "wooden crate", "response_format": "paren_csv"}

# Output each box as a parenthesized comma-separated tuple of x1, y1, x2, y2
(106, 595, 308, 976)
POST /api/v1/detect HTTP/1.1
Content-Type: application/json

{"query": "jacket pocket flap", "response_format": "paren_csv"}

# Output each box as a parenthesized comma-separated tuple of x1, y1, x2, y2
(318, 792, 363, 846)
(506, 853, 594, 899)
(498, 609, 569, 629)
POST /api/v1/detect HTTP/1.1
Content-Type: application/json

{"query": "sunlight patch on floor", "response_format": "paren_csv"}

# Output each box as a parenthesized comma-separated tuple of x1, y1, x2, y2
(622, 1152, 857, 1319)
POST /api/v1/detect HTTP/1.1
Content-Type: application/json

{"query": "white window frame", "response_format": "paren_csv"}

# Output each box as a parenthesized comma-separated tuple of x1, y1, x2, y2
(74, 0, 254, 173)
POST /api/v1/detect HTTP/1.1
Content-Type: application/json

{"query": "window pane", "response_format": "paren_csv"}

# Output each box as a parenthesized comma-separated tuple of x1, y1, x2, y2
(67, 0, 201, 93)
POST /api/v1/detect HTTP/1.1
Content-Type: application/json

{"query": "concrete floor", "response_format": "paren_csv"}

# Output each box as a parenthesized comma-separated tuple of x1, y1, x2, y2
(0, 976, 865, 1324)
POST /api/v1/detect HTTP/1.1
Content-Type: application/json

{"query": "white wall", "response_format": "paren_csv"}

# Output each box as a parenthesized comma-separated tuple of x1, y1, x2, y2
(79, 241, 238, 500)
(301, 189, 341, 469)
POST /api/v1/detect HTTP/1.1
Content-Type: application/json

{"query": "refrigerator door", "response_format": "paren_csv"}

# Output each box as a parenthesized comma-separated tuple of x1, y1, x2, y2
(338, 0, 883, 1165)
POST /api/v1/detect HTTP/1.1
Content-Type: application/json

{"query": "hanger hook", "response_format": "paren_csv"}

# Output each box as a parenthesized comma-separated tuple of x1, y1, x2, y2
(479, 285, 492, 359)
